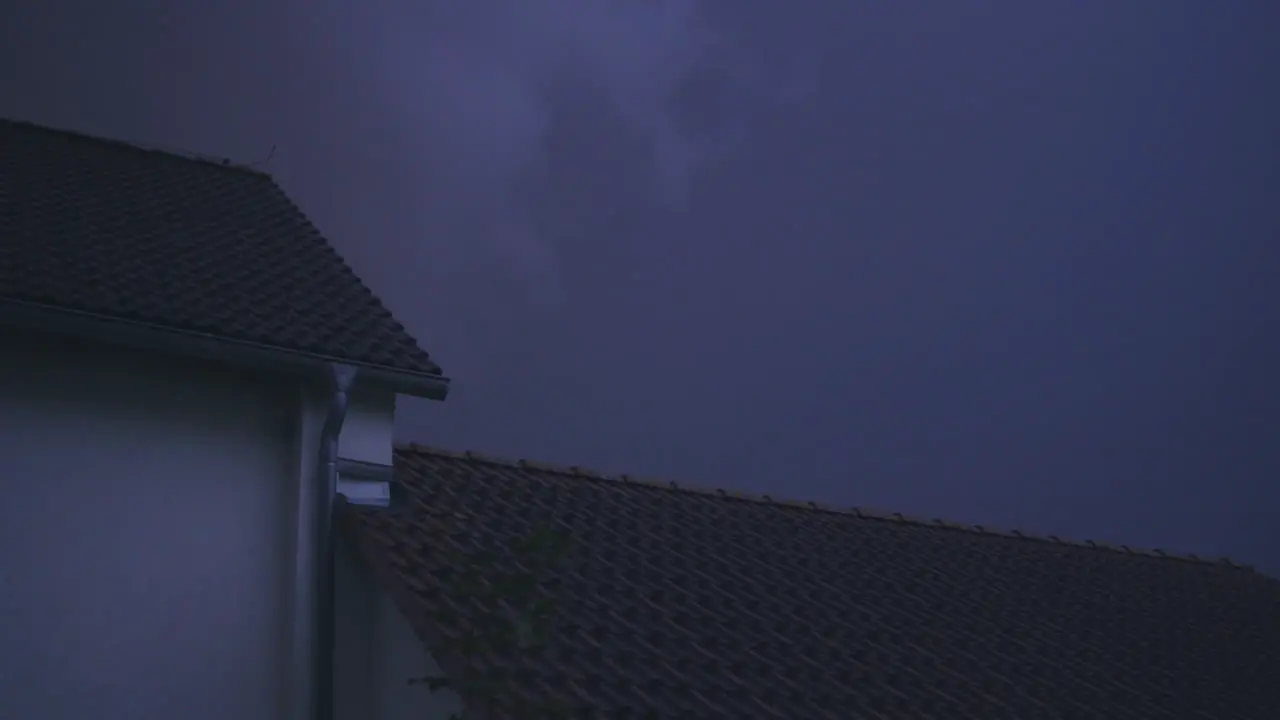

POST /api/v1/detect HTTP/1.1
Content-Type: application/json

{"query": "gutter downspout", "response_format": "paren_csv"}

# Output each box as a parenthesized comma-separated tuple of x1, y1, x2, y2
(311, 363, 358, 720)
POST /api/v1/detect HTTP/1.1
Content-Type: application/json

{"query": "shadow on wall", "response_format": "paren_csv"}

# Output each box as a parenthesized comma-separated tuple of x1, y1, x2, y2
(333, 536, 463, 720)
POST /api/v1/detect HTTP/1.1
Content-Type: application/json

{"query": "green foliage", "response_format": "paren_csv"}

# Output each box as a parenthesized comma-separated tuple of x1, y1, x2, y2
(408, 518, 575, 719)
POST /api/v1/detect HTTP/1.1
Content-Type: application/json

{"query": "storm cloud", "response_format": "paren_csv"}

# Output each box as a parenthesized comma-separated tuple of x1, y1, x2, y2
(315, 0, 812, 298)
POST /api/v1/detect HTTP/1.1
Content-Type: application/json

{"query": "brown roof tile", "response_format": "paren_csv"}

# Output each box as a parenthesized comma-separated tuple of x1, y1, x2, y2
(0, 117, 443, 380)
(339, 444, 1280, 719)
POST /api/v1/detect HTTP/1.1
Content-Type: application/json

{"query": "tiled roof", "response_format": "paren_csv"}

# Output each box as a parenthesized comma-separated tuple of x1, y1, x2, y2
(0, 117, 442, 378)
(339, 444, 1280, 720)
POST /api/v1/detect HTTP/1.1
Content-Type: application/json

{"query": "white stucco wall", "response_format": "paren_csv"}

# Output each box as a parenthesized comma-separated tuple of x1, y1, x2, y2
(0, 330, 305, 720)
(338, 387, 396, 468)
(334, 534, 463, 720)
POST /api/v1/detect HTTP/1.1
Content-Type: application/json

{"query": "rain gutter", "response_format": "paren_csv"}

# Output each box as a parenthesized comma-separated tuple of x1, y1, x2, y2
(307, 363, 357, 720)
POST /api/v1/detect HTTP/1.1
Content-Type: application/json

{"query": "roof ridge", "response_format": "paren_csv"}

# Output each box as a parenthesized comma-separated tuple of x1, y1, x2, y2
(0, 116, 272, 177)
(395, 442, 1255, 573)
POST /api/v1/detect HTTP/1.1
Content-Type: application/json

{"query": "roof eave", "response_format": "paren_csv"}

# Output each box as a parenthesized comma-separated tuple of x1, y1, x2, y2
(0, 298, 451, 400)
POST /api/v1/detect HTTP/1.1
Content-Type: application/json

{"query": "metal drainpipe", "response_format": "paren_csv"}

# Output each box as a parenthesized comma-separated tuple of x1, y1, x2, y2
(314, 363, 357, 720)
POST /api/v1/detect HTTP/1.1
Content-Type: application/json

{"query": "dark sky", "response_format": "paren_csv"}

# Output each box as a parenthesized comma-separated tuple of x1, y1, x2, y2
(4, 1, 1277, 574)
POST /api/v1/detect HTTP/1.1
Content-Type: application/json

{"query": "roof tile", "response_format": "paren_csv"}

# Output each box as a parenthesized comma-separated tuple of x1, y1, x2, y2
(0, 118, 441, 377)
(340, 444, 1280, 719)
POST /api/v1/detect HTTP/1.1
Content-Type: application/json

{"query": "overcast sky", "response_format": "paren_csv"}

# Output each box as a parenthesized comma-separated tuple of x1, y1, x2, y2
(3, 1, 1276, 574)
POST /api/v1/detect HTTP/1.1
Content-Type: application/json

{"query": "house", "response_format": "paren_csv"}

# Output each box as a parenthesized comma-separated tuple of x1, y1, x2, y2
(341, 446, 1280, 719)
(0, 117, 455, 720)
(3, 118, 1280, 720)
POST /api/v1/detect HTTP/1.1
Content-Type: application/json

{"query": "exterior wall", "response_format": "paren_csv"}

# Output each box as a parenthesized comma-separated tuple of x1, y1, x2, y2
(338, 386, 396, 468)
(0, 330, 306, 720)
(335, 535, 463, 720)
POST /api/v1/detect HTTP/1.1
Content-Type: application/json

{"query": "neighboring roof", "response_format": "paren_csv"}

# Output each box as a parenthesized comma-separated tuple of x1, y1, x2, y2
(340, 444, 1280, 720)
(0, 118, 446, 393)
